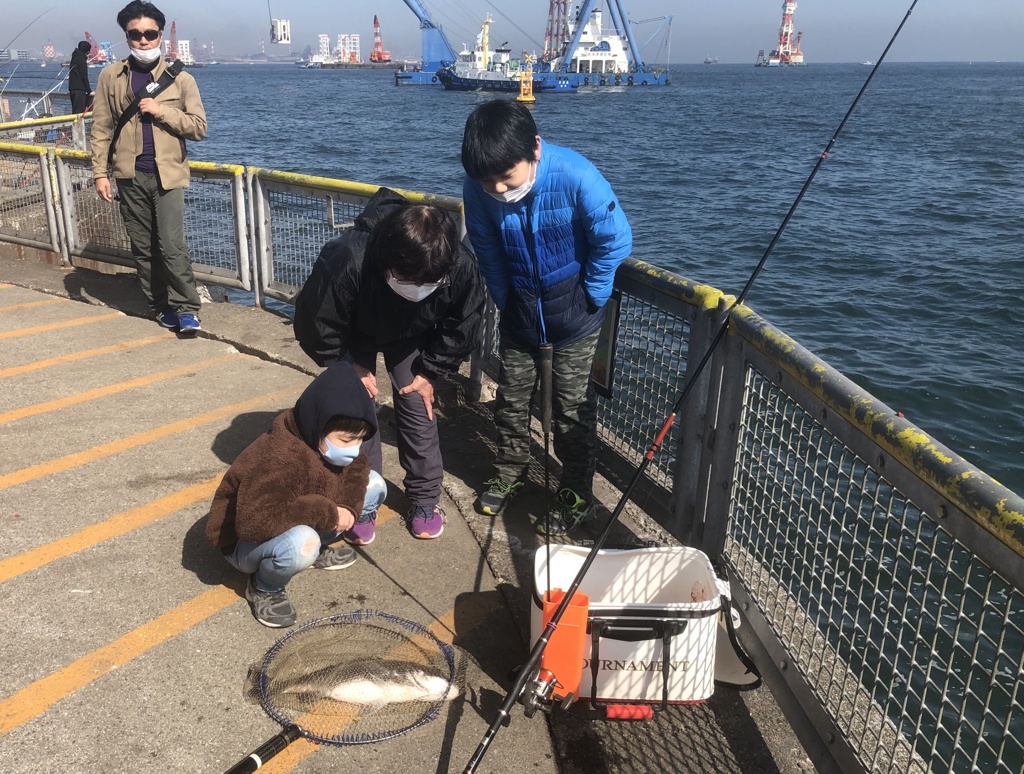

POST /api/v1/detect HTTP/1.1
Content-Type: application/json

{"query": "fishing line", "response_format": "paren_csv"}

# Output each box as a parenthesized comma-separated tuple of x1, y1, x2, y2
(463, 2, 921, 771)
(539, 343, 553, 597)
(1, 7, 56, 53)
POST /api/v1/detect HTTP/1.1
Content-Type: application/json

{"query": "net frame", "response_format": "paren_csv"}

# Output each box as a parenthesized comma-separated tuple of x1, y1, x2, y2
(252, 609, 462, 746)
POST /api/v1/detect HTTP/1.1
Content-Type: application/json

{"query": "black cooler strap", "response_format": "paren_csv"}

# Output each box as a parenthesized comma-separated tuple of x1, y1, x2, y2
(106, 59, 185, 167)
(588, 618, 689, 712)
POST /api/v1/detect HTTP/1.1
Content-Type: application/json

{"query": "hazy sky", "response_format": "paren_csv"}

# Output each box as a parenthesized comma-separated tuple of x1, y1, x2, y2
(4, 1, 1022, 63)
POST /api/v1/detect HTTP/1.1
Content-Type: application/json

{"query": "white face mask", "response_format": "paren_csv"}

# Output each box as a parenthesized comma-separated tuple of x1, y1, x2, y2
(487, 162, 536, 204)
(130, 46, 163, 64)
(386, 274, 445, 302)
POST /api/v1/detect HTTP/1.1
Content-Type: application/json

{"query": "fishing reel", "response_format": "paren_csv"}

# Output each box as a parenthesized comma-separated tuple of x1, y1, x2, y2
(512, 666, 576, 718)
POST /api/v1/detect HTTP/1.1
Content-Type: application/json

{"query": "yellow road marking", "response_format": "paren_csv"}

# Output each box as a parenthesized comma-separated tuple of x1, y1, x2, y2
(0, 354, 239, 425)
(0, 477, 223, 583)
(0, 298, 69, 312)
(0, 584, 242, 735)
(0, 311, 123, 339)
(0, 333, 173, 379)
(0, 385, 302, 490)
(258, 596, 503, 772)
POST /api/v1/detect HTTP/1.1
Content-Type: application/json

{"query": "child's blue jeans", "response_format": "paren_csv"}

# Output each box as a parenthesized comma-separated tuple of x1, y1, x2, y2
(227, 470, 386, 592)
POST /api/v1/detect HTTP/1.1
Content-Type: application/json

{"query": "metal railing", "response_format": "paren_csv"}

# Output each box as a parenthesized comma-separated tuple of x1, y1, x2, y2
(3, 116, 1023, 774)
(0, 89, 74, 123)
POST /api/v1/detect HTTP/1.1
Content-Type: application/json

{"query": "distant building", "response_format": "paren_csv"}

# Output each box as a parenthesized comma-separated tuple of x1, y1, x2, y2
(176, 39, 194, 65)
(271, 19, 291, 46)
(334, 34, 361, 63)
(0, 50, 32, 62)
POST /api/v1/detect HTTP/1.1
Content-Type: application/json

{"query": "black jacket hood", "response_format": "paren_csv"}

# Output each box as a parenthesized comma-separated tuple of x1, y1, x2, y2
(353, 186, 410, 236)
(293, 362, 378, 450)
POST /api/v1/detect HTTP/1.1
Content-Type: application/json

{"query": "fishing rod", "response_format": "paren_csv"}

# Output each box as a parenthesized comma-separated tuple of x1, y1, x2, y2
(2, 8, 57, 53)
(463, 2, 921, 771)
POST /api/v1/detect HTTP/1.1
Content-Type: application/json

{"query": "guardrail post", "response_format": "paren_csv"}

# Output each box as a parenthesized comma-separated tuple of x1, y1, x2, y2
(52, 151, 78, 265)
(693, 299, 746, 562)
(700, 313, 749, 561)
(669, 297, 718, 541)
(42, 148, 69, 265)
(247, 168, 267, 310)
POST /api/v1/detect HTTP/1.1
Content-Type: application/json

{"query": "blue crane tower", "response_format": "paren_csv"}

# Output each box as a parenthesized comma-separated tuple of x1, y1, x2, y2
(394, 0, 458, 86)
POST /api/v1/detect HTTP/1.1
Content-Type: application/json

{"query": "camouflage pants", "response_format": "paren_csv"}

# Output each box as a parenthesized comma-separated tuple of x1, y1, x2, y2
(492, 330, 600, 501)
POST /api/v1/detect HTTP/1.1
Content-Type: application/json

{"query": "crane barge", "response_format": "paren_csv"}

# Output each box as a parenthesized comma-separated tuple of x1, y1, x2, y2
(395, 0, 671, 89)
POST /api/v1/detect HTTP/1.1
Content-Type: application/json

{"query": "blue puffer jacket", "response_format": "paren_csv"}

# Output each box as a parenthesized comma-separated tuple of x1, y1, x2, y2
(463, 140, 632, 350)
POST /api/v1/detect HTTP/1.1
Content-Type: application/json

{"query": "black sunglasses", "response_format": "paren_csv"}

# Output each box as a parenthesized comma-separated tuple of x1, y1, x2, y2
(127, 29, 161, 42)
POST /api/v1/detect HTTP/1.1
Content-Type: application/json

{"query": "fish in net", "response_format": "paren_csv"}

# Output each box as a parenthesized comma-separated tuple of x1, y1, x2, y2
(227, 609, 467, 773)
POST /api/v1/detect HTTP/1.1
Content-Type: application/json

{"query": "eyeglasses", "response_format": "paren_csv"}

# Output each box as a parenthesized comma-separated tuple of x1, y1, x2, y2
(126, 29, 161, 42)
(388, 273, 451, 289)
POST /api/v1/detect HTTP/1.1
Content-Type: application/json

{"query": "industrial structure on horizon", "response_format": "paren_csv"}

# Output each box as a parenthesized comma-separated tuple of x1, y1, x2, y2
(369, 15, 392, 62)
(297, 16, 402, 68)
(755, 0, 805, 67)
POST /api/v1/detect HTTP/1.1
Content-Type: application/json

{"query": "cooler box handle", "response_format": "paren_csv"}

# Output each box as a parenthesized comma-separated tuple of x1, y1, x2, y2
(588, 618, 688, 712)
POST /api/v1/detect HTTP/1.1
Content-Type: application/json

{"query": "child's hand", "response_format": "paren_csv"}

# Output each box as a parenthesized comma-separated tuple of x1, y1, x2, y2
(335, 506, 356, 532)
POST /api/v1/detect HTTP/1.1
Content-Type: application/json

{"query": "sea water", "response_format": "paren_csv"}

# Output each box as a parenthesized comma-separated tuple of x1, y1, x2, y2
(16, 61, 1024, 493)
(195, 62, 1024, 496)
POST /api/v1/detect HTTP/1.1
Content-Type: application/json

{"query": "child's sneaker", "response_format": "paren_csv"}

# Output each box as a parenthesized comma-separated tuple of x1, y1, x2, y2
(177, 313, 201, 336)
(476, 478, 523, 515)
(312, 543, 358, 570)
(156, 307, 179, 329)
(405, 504, 445, 539)
(245, 576, 296, 628)
(343, 511, 377, 546)
(536, 488, 595, 536)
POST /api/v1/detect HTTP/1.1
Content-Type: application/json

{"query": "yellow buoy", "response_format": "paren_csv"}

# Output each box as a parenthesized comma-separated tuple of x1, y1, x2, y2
(517, 52, 536, 103)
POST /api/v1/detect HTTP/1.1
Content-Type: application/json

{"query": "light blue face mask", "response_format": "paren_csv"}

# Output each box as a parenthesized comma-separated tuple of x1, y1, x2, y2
(320, 437, 361, 467)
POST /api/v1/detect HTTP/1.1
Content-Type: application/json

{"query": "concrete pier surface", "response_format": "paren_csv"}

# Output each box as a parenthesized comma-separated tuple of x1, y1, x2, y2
(0, 255, 812, 774)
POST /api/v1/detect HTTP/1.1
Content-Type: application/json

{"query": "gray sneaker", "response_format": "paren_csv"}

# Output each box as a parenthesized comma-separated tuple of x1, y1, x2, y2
(245, 576, 296, 628)
(536, 488, 596, 536)
(312, 543, 358, 570)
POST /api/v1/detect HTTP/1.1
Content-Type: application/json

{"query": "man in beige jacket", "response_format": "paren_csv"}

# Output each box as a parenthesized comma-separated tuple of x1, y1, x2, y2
(90, 1, 207, 335)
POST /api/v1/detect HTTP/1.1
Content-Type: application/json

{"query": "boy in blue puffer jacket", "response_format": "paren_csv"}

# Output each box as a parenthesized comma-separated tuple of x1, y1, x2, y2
(461, 99, 632, 535)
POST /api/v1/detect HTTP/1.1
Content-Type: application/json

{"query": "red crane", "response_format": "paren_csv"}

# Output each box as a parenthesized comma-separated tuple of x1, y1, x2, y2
(167, 20, 179, 60)
(84, 31, 104, 64)
(369, 15, 392, 62)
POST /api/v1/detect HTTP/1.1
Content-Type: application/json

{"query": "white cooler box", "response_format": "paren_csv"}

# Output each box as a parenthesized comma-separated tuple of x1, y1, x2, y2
(531, 545, 758, 706)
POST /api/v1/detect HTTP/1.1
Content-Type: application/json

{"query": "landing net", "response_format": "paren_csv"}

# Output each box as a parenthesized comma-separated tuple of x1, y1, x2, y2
(244, 609, 466, 745)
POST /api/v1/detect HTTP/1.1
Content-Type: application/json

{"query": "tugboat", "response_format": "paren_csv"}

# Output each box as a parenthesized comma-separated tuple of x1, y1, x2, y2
(435, 16, 577, 94)
(703, 55, 719, 65)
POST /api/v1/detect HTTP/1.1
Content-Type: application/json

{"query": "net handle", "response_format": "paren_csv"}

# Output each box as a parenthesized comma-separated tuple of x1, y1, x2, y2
(224, 724, 302, 774)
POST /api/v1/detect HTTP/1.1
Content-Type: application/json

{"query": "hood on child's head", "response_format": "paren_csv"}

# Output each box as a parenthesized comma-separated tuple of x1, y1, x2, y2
(293, 362, 378, 450)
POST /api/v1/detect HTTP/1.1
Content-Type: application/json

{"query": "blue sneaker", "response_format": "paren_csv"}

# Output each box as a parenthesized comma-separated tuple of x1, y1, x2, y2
(156, 308, 178, 329)
(177, 313, 201, 336)
(405, 505, 445, 540)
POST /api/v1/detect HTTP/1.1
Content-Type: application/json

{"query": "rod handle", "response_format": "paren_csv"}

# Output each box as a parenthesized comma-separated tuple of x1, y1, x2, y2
(223, 724, 302, 774)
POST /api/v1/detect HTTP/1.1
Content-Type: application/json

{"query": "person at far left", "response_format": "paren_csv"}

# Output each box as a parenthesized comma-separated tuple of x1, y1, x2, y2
(89, 1, 207, 336)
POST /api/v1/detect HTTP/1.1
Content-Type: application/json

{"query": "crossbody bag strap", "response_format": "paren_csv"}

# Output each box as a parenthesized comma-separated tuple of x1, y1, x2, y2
(106, 59, 186, 167)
